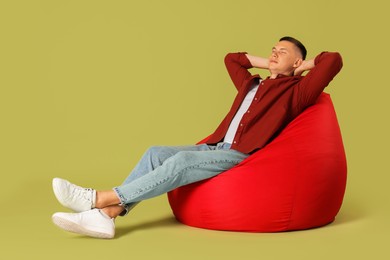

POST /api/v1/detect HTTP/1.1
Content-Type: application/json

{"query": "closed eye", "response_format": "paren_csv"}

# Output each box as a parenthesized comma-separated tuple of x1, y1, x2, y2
(272, 47, 288, 55)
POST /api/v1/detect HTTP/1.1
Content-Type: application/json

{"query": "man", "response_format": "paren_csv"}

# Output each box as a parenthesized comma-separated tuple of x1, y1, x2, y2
(52, 36, 343, 239)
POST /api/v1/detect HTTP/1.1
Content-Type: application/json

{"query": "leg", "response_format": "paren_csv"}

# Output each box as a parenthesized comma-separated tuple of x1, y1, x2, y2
(122, 143, 212, 184)
(101, 205, 125, 218)
(114, 147, 249, 206)
(120, 143, 212, 213)
(51, 144, 215, 215)
(95, 144, 248, 218)
(51, 143, 248, 238)
(79, 143, 217, 218)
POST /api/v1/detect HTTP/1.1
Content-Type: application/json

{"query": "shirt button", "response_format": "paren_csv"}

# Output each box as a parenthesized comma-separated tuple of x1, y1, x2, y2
(233, 141, 237, 144)
(240, 123, 243, 126)
(254, 97, 258, 101)
(247, 110, 250, 113)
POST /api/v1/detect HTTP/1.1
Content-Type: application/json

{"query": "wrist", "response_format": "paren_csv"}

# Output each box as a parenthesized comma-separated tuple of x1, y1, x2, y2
(304, 59, 315, 70)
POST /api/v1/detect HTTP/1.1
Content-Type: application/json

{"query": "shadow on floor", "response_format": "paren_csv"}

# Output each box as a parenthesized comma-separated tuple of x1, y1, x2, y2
(115, 216, 180, 238)
(325, 196, 368, 229)
(112, 196, 367, 238)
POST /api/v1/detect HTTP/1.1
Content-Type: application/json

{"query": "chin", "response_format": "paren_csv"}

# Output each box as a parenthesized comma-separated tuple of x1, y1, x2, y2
(269, 64, 277, 71)
(268, 66, 278, 74)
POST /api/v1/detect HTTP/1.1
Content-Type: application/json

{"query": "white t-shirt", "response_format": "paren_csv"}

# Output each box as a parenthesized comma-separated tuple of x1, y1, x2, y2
(223, 79, 261, 144)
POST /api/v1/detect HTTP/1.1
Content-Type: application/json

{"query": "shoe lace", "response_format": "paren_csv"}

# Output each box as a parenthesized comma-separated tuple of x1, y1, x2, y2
(72, 185, 93, 202)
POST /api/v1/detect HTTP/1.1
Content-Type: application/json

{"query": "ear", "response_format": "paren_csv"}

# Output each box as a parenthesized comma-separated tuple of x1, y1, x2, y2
(293, 58, 303, 68)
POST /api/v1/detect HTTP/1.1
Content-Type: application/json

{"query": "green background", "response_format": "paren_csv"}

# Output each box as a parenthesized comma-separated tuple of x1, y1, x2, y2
(1, 0, 389, 259)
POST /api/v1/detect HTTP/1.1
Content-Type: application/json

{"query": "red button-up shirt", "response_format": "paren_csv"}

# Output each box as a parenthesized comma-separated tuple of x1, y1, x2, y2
(205, 51, 343, 154)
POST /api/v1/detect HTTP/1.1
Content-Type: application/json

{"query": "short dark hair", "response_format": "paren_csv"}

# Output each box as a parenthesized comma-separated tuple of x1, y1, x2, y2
(279, 36, 307, 60)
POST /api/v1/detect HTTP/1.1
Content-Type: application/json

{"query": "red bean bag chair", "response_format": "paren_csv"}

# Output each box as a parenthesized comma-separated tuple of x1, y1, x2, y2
(167, 93, 347, 232)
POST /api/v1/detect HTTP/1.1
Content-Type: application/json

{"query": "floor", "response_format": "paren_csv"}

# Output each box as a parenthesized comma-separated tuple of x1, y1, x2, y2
(2, 175, 387, 260)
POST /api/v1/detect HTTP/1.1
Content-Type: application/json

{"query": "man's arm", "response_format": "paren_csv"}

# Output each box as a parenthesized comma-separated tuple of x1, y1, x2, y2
(225, 53, 270, 91)
(295, 52, 343, 110)
(245, 54, 269, 69)
(224, 52, 253, 91)
(293, 59, 315, 76)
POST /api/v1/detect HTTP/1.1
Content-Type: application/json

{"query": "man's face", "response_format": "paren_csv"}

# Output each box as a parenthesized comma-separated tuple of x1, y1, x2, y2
(268, 41, 302, 76)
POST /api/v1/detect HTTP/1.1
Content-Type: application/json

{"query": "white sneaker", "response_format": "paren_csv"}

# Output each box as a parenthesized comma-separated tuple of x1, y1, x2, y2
(52, 178, 96, 212)
(52, 209, 115, 239)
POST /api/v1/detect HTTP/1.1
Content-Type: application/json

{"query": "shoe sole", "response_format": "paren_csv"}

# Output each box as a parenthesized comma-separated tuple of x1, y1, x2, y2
(52, 215, 114, 239)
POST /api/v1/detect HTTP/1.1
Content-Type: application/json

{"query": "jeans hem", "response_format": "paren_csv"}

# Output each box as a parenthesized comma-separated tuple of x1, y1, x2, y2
(113, 187, 127, 206)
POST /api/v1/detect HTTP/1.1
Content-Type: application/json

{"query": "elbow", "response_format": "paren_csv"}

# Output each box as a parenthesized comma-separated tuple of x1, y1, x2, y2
(317, 51, 343, 72)
(224, 53, 235, 66)
(332, 52, 343, 70)
(328, 52, 343, 71)
(225, 52, 252, 70)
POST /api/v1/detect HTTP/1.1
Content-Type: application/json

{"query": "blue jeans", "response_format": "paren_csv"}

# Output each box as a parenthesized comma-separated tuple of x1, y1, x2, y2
(113, 142, 249, 215)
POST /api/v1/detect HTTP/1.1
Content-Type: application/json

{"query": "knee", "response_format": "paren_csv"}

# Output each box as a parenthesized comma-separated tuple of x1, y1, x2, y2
(145, 146, 166, 158)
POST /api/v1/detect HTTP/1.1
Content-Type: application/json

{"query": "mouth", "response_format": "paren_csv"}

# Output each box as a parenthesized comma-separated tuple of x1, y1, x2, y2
(270, 60, 278, 64)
